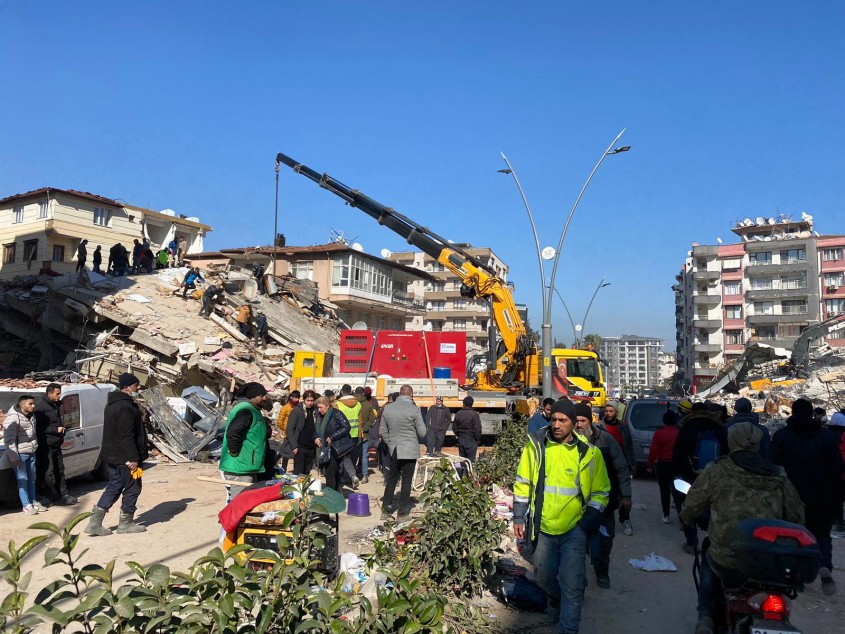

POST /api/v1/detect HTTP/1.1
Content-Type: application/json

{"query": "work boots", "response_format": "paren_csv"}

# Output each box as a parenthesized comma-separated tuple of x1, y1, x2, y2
(116, 513, 147, 534)
(84, 506, 113, 536)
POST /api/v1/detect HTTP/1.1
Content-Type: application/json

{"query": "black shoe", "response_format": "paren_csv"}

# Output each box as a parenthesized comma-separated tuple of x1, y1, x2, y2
(682, 543, 697, 555)
(596, 574, 610, 589)
(695, 613, 714, 634)
(396, 508, 412, 521)
(56, 495, 78, 506)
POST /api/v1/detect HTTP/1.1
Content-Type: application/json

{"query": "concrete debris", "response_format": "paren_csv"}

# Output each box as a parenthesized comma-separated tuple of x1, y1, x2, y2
(0, 265, 343, 460)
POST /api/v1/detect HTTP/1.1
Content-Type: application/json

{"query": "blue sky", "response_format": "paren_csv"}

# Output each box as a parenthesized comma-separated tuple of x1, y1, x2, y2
(3, 2, 844, 350)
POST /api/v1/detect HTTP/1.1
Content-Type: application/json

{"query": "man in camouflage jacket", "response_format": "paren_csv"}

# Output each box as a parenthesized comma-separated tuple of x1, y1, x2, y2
(680, 422, 804, 634)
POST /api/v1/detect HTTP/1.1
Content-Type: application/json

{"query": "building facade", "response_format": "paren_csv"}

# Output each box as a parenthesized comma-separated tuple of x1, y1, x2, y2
(0, 187, 210, 279)
(187, 242, 430, 331)
(674, 214, 845, 392)
(601, 335, 663, 393)
(387, 245, 509, 349)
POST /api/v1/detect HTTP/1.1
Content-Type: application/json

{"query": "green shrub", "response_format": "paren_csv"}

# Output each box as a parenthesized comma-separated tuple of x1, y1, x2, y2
(474, 415, 529, 489)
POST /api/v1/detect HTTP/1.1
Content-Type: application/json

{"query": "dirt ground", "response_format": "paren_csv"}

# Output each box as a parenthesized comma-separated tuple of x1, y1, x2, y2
(1, 459, 842, 633)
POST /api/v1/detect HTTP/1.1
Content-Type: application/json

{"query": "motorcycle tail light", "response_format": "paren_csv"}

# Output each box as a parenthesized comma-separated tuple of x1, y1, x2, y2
(756, 593, 788, 620)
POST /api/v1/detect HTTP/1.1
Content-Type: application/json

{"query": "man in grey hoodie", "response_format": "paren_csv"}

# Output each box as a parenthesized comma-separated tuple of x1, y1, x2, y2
(3, 394, 42, 514)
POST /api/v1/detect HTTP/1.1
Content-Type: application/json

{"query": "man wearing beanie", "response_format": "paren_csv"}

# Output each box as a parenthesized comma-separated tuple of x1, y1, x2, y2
(724, 398, 770, 459)
(513, 398, 610, 633)
(452, 395, 481, 463)
(219, 382, 271, 502)
(682, 421, 804, 634)
(573, 402, 631, 590)
(597, 400, 635, 536)
(86, 373, 147, 536)
(772, 398, 844, 596)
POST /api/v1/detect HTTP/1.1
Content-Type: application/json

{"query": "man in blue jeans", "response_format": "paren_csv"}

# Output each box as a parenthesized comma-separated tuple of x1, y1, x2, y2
(513, 399, 611, 633)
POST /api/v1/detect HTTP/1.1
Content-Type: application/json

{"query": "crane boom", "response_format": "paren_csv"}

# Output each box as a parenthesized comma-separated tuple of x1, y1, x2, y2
(276, 152, 533, 390)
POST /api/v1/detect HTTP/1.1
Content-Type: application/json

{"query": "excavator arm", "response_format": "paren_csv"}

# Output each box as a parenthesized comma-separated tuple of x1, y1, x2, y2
(275, 152, 533, 389)
(790, 312, 845, 375)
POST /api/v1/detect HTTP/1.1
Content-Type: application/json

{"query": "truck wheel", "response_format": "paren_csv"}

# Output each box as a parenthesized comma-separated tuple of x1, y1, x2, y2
(92, 458, 110, 482)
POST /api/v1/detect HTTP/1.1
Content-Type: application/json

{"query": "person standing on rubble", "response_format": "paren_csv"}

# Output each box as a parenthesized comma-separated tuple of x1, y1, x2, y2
(380, 385, 427, 520)
(168, 238, 178, 268)
(276, 391, 300, 472)
(3, 394, 42, 515)
(354, 386, 376, 483)
(34, 383, 77, 507)
(177, 237, 187, 266)
(85, 374, 148, 536)
(425, 395, 452, 456)
(181, 267, 204, 299)
(453, 395, 482, 463)
(92, 245, 103, 274)
(217, 382, 271, 503)
(199, 283, 223, 318)
(512, 399, 610, 634)
(771, 397, 844, 596)
(254, 311, 268, 348)
(574, 402, 631, 590)
(75, 240, 88, 273)
(235, 304, 252, 336)
(131, 239, 142, 274)
(597, 400, 635, 536)
(284, 390, 318, 476)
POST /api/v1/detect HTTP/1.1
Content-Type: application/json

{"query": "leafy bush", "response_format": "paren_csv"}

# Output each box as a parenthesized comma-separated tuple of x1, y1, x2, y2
(474, 415, 529, 489)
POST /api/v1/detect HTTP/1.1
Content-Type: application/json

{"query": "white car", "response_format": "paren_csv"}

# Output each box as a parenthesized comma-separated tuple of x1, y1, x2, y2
(0, 383, 116, 502)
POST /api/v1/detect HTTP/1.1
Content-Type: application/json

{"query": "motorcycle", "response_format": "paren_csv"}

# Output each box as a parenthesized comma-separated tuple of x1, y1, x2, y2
(674, 479, 820, 634)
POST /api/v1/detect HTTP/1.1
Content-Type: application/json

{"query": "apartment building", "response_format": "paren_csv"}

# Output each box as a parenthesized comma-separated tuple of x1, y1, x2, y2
(187, 242, 431, 330)
(602, 335, 663, 392)
(0, 187, 210, 280)
(674, 213, 845, 392)
(387, 245, 509, 348)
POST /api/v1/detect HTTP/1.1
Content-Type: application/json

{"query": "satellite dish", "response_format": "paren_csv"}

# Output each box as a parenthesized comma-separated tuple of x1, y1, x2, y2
(541, 246, 556, 260)
(351, 242, 364, 252)
(380, 248, 392, 259)
(351, 321, 369, 330)
(717, 237, 723, 244)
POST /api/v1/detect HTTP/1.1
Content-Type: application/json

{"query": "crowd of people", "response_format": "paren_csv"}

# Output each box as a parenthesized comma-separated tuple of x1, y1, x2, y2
(514, 394, 845, 634)
(74, 236, 189, 277)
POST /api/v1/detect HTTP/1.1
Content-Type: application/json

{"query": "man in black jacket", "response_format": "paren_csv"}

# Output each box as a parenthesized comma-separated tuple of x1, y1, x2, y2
(425, 396, 452, 456)
(85, 374, 148, 537)
(34, 383, 77, 506)
(452, 396, 482, 463)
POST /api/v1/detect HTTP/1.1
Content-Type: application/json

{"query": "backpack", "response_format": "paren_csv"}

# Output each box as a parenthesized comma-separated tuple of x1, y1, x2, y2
(693, 429, 721, 473)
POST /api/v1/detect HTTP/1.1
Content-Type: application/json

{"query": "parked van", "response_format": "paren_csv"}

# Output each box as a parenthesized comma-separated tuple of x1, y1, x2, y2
(620, 398, 680, 472)
(0, 383, 116, 502)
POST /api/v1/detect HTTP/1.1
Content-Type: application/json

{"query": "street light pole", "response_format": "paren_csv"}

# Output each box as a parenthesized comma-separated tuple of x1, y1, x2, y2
(552, 286, 579, 346)
(273, 156, 281, 275)
(542, 129, 629, 398)
(578, 278, 611, 347)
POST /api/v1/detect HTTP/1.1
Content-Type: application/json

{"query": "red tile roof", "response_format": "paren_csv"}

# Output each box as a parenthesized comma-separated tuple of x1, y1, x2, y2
(0, 187, 121, 207)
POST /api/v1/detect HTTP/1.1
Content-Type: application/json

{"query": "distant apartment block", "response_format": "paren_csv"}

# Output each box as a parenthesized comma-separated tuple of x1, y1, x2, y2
(602, 335, 663, 391)
(0, 187, 211, 280)
(388, 245, 509, 348)
(673, 213, 845, 392)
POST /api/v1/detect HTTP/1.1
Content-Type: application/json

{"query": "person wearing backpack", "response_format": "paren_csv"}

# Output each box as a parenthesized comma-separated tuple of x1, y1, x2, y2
(723, 398, 770, 459)
(671, 403, 727, 554)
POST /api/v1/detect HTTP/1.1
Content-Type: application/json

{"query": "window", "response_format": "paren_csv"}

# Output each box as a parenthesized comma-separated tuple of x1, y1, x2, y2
(753, 301, 774, 315)
(3, 242, 15, 264)
(38, 200, 49, 219)
(723, 281, 741, 295)
(725, 305, 742, 319)
(453, 319, 467, 330)
(93, 207, 111, 227)
(453, 299, 466, 310)
(756, 326, 776, 340)
(748, 251, 772, 265)
(822, 248, 844, 262)
(376, 316, 386, 330)
(780, 274, 806, 290)
(779, 248, 805, 264)
(825, 299, 845, 315)
(23, 239, 38, 262)
(331, 254, 391, 297)
(428, 281, 445, 292)
(13, 205, 23, 223)
(824, 272, 844, 288)
(480, 319, 488, 330)
(59, 395, 81, 431)
(391, 318, 403, 330)
(751, 276, 772, 290)
(428, 300, 445, 312)
(781, 299, 807, 315)
(778, 324, 802, 338)
(722, 258, 741, 270)
(52, 244, 65, 262)
(291, 260, 313, 280)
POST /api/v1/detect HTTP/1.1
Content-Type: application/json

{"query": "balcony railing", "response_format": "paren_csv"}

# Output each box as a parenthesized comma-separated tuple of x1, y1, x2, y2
(392, 290, 425, 310)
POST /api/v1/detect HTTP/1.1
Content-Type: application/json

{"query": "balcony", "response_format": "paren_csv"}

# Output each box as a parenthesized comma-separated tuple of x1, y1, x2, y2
(693, 366, 720, 377)
(747, 311, 808, 325)
(390, 290, 425, 311)
(694, 343, 722, 353)
(693, 292, 722, 306)
(746, 261, 808, 275)
(693, 270, 721, 281)
(692, 245, 719, 257)
(693, 318, 721, 328)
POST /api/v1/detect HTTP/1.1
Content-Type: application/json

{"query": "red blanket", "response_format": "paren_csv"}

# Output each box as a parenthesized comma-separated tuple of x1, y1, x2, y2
(218, 484, 285, 533)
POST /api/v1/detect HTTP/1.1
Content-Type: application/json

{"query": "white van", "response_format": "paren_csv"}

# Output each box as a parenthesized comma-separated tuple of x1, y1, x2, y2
(0, 383, 116, 502)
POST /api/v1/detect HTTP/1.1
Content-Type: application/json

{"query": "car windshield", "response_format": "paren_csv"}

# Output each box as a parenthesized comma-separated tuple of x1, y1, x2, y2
(628, 402, 677, 431)
(561, 358, 599, 383)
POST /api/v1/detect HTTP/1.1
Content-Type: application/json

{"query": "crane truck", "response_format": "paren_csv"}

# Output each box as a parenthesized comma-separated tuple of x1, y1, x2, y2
(276, 152, 606, 431)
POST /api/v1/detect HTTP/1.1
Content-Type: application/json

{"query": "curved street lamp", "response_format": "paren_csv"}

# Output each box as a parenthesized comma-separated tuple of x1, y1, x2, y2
(577, 278, 612, 347)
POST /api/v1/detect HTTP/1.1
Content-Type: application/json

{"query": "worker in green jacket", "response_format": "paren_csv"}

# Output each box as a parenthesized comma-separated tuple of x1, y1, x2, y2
(219, 382, 270, 502)
(513, 399, 611, 634)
